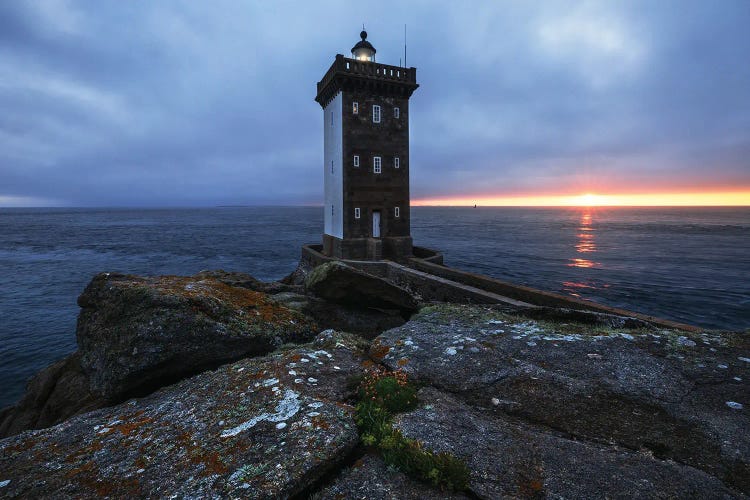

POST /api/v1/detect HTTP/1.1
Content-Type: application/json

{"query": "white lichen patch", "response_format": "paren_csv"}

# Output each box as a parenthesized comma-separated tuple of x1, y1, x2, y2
(488, 319, 505, 325)
(262, 378, 279, 387)
(739, 357, 750, 363)
(107, 419, 122, 427)
(445, 347, 458, 356)
(0, 480, 10, 488)
(676, 336, 696, 347)
(726, 401, 744, 410)
(734, 377, 742, 382)
(718, 364, 728, 369)
(288, 370, 297, 376)
(307, 377, 318, 383)
(97, 427, 111, 434)
(308, 402, 324, 409)
(220, 389, 301, 438)
(275, 422, 287, 430)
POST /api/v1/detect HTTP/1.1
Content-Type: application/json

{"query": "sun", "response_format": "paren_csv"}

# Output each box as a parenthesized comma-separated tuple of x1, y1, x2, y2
(574, 193, 607, 206)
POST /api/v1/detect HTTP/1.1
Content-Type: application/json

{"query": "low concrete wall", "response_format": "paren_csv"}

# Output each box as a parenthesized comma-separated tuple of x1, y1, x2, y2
(300, 244, 700, 332)
(408, 257, 700, 332)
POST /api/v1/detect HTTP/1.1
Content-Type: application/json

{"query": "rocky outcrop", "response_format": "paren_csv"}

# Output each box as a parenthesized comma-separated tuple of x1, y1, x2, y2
(2, 264, 749, 498)
(373, 304, 750, 495)
(0, 331, 368, 498)
(304, 261, 418, 313)
(0, 353, 103, 438)
(76, 272, 318, 401)
(395, 387, 737, 498)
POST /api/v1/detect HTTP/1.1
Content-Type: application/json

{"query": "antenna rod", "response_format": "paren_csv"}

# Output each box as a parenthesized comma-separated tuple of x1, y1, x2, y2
(404, 24, 407, 67)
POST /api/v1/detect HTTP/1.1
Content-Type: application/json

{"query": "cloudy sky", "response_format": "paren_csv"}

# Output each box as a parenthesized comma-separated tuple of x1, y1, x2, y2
(1, 1, 749, 206)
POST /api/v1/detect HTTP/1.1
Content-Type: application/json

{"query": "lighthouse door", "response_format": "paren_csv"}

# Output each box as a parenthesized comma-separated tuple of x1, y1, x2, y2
(372, 211, 381, 238)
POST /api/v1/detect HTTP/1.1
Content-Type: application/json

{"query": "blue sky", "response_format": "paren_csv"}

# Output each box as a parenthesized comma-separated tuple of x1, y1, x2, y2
(1, 1, 749, 206)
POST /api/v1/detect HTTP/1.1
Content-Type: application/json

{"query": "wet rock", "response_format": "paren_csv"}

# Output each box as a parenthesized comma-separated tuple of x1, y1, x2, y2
(314, 452, 471, 500)
(0, 353, 104, 438)
(0, 331, 367, 498)
(304, 262, 418, 313)
(394, 387, 739, 499)
(76, 272, 318, 401)
(374, 304, 750, 494)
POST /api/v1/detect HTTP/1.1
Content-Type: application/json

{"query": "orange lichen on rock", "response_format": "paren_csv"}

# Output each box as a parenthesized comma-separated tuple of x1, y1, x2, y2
(369, 342, 391, 362)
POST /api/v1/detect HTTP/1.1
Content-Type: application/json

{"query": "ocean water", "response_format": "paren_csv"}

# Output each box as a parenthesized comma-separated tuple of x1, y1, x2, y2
(1, 206, 748, 408)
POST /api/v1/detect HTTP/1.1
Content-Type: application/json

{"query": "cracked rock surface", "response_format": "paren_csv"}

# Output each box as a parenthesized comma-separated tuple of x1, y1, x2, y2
(0, 331, 366, 498)
(373, 304, 750, 496)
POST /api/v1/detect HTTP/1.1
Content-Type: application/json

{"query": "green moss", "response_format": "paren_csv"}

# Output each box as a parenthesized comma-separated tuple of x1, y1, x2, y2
(354, 371, 470, 492)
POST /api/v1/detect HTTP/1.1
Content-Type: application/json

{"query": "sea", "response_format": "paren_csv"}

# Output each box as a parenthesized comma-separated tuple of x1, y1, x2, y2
(1, 206, 749, 409)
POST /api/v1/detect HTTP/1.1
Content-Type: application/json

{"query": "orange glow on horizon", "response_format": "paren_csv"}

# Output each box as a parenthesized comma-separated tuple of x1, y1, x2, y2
(412, 191, 750, 207)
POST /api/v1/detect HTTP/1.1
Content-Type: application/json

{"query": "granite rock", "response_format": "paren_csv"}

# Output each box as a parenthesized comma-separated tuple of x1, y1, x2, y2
(395, 387, 739, 499)
(0, 331, 367, 498)
(304, 262, 418, 313)
(76, 272, 318, 401)
(373, 304, 750, 494)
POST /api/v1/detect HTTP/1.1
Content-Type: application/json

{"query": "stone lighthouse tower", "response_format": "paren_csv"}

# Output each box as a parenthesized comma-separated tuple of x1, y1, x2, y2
(315, 30, 419, 260)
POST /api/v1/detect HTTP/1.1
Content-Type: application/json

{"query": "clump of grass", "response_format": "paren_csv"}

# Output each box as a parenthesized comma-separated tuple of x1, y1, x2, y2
(355, 369, 470, 491)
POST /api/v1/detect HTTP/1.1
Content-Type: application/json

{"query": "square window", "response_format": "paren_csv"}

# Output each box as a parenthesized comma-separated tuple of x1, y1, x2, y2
(353, 102, 359, 114)
(353, 155, 360, 167)
(395, 207, 400, 218)
(355, 207, 361, 219)
(394, 107, 400, 119)
(373, 156, 382, 174)
(372, 105, 381, 123)
(394, 157, 400, 169)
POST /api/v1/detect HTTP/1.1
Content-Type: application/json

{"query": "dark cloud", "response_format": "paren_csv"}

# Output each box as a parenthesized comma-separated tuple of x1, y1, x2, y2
(1, 0, 748, 206)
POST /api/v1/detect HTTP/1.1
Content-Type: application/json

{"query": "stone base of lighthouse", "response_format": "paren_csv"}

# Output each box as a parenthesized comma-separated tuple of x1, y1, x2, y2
(322, 234, 413, 261)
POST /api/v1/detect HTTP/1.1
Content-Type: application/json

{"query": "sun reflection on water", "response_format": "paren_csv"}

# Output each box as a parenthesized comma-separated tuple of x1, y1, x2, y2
(567, 210, 599, 269)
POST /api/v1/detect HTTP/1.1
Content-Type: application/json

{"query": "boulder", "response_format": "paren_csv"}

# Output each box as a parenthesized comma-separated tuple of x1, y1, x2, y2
(0, 331, 367, 498)
(394, 387, 738, 499)
(373, 304, 750, 495)
(304, 262, 418, 313)
(0, 353, 103, 438)
(76, 272, 318, 401)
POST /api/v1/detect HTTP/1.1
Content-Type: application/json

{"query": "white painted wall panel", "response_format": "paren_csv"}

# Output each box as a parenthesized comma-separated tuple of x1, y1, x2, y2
(323, 92, 343, 238)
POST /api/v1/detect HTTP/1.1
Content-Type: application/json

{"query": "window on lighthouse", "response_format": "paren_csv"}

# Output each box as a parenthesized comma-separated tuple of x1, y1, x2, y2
(373, 156, 382, 174)
(395, 207, 400, 218)
(355, 207, 361, 219)
(372, 105, 381, 123)
(353, 155, 360, 167)
(394, 157, 400, 169)
(394, 107, 400, 119)
(353, 102, 359, 114)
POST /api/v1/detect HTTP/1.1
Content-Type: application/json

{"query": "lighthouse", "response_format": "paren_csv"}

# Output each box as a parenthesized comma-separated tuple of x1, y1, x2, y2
(315, 30, 419, 260)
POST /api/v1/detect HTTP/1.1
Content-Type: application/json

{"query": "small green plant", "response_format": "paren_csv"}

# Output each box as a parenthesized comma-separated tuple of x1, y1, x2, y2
(354, 369, 470, 491)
